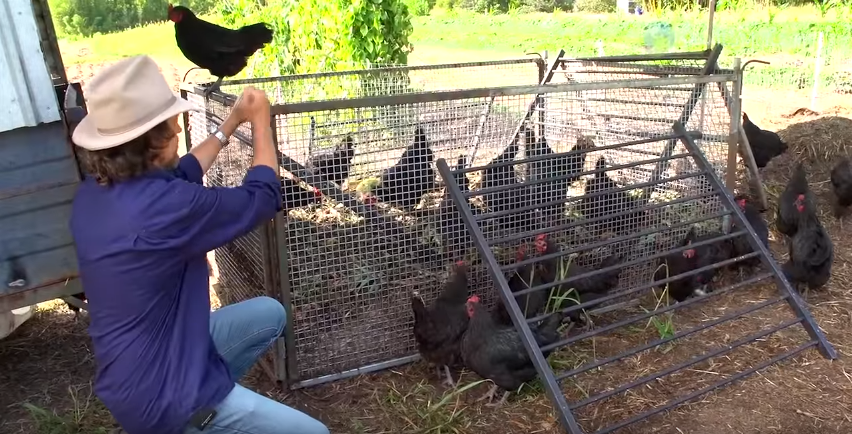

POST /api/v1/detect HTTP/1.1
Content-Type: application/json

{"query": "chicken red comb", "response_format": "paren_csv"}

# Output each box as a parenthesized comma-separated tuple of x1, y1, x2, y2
(736, 198, 746, 208)
(467, 295, 480, 303)
(455, 260, 465, 267)
(536, 233, 547, 241)
(313, 187, 322, 197)
(796, 194, 805, 201)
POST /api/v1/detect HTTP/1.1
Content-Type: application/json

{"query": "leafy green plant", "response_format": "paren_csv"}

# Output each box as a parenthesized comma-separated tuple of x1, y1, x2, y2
(49, 0, 217, 37)
(812, 0, 840, 16)
(574, 0, 617, 13)
(405, 0, 434, 16)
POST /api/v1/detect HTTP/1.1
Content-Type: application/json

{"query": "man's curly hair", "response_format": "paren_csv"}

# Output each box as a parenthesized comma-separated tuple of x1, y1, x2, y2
(76, 121, 177, 186)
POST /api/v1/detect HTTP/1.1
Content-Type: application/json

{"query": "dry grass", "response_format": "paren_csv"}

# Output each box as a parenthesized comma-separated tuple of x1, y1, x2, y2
(7, 63, 852, 434)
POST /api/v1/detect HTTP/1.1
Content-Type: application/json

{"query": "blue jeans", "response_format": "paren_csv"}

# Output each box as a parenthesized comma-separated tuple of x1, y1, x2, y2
(184, 297, 330, 434)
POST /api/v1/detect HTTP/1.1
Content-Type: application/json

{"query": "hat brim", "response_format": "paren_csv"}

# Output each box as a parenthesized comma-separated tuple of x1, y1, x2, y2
(72, 96, 199, 151)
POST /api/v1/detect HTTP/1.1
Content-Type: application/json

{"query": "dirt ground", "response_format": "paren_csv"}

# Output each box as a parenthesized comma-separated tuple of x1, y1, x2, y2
(4, 60, 852, 434)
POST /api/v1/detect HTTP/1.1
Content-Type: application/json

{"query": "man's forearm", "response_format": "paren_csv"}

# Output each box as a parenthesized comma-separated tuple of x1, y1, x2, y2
(189, 114, 240, 173)
(251, 119, 278, 171)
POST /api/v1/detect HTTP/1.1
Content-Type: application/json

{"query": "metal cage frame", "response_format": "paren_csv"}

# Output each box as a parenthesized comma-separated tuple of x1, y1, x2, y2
(179, 46, 808, 400)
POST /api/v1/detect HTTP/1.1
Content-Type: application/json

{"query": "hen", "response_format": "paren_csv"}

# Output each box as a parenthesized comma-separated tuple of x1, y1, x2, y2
(830, 157, 852, 219)
(655, 228, 702, 302)
(776, 163, 815, 238)
(580, 157, 645, 235)
(307, 134, 356, 186)
(462, 295, 564, 406)
(492, 239, 557, 326)
(480, 138, 534, 233)
(281, 178, 323, 209)
(437, 156, 474, 261)
(742, 112, 788, 169)
(686, 230, 734, 293)
(525, 129, 593, 225)
(169, 5, 273, 97)
(365, 125, 436, 211)
(783, 211, 833, 294)
(411, 261, 470, 387)
(729, 195, 769, 274)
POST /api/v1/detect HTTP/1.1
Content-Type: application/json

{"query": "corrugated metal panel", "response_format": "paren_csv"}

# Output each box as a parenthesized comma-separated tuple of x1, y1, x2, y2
(0, 0, 61, 132)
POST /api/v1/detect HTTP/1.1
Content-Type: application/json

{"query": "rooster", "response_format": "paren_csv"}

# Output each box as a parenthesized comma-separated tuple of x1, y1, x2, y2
(776, 163, 815, 238)
(830, 157, 852, 220)
(307, 134, 356, 187)
(742, 112, 788, 169)
(461, 295, 564, 406)
(411, 261, 470, 387)
(363, 125, 436, 211)
(168, 5, 273, 97)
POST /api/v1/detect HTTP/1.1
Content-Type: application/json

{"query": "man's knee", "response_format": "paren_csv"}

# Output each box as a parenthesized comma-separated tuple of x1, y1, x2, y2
(250, 296, 286, 335)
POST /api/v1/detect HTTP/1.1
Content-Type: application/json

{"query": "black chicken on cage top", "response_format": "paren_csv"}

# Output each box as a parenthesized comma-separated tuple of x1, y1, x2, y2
(168, 4, 273, 97)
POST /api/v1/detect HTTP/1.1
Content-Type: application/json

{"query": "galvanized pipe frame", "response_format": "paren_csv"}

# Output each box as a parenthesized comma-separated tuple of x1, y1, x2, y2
(435, 117, 835, 434)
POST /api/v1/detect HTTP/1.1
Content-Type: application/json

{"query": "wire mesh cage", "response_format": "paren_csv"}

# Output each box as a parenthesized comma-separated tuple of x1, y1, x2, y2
(182, 49, 802, 395)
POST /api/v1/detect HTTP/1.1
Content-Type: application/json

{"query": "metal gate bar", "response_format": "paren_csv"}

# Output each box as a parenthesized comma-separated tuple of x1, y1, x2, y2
(435, 119, 836, 434)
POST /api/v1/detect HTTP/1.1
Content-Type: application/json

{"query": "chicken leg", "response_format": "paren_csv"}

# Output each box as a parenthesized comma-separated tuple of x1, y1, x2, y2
(203, 76, 224, 98)
(476, 384, 500, 403)
(441, 365, 457, 388)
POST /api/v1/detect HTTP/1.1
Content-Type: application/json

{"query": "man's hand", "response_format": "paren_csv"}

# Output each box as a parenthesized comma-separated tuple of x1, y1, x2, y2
(232, 86, 271, 125)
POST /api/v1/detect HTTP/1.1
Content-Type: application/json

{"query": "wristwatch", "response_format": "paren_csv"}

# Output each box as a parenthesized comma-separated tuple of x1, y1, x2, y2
(209, 125, 230, 148)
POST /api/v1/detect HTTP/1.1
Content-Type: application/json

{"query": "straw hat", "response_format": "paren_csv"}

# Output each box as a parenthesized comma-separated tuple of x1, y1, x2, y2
(72, 55, 196, 151)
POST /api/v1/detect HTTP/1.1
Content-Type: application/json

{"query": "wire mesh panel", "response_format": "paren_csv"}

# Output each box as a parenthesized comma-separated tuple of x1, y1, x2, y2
(437, 110, 835, 433)
(193, 59, 545, 385)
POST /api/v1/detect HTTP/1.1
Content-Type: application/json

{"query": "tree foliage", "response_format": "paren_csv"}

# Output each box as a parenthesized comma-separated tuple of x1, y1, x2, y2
(49, 0, 218, 37)
(219, 0, 414, 77)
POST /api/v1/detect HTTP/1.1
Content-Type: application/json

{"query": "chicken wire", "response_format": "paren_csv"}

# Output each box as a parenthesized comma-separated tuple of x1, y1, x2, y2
(185, 51, 757, 388)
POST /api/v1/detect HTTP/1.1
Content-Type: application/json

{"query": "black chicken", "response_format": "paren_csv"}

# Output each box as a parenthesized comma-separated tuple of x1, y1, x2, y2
(492, 240, 557, 326)
(776, 163, 815, 238)
(365, 125, 436, 211)
(462, 295, 564, 406)
(580, 157, 644, 235)
(411, 261, 470, 387)
(526, 129, 593, 225)
(830, 157, 852, 219)
(783, 211, 833, 294)
(730, 195, 769, 274)
(480, 138, 534, 233)
(168, 5, 273, 97)
(438, 156, 474, 261)
(307, 134, 356, 186)
(281, 178, 323, 209)
(686, 230, 734, 294)
(655, 228, 702, 302)
(742, 112, 788, 169)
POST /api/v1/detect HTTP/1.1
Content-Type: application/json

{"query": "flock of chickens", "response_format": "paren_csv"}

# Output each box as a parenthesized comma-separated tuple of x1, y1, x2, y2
(160, 2, 849, 409)
(407, 112, 852, 406)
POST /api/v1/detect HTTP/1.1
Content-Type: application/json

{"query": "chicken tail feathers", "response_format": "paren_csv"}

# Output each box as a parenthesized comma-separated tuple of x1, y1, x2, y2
(238, 22, 273, 51)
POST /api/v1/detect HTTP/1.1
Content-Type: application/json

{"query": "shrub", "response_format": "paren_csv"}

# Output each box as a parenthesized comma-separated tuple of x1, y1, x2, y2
(574, 0, 617, 12)
(519, 0, 573, 11)
(435, 0, 458, 8)
(457, 0, 510, 12)
(404, 0, 433, 15)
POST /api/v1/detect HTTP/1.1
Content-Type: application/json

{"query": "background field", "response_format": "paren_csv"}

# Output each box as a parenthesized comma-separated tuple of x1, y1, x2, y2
(4, 2, 852, 434)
